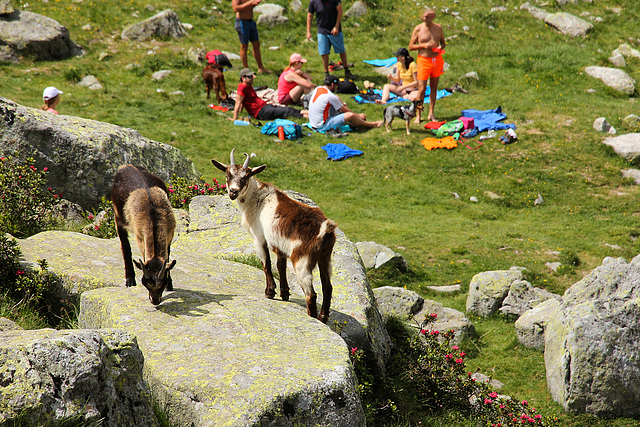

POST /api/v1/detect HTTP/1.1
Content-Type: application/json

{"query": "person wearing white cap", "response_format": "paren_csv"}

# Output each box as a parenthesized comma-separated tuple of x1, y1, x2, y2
(41, 86, 63, 115)
(277, 53, 316, 105)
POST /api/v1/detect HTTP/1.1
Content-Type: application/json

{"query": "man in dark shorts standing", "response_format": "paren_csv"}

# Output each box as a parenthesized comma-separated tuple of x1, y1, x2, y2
(232, 0, 270, 74)
(232, 68, 308, 122)
(306, 0, 354, 80)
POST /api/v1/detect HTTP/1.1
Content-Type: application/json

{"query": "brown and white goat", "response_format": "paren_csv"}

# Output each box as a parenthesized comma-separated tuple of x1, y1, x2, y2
(203, 64, 228, 102)
(211, 149, 336, 323)
(111, 165, 176, 305)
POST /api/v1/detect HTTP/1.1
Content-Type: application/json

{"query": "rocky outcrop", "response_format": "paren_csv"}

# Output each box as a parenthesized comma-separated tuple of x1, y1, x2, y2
(374, 286, 475, 344)
(585, 66, 636, 95)
(16, 193, 391, 426)
(499, 279, 561, 318)
(0, 97, 199, 210)
(514, 298, 560, 351)
(466, 267, 526, 317)
(0, 329, 158, 426)
(0, 317, 22, 331)
(602, 133, 640, 164)
(121, 9, 186, 41)
(544, 12, 593, 37)
(545, 256, 640, 417)
(0, 10, 84, 62)
(356, 241, 407, 271)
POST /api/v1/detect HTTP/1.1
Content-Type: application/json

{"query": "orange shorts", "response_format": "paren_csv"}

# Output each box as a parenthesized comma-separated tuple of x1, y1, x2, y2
(417, 54, 444, 80)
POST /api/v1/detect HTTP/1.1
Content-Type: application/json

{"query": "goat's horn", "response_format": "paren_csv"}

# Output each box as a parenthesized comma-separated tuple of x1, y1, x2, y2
(242, 152, 251, 168)
(230, 148, 236, 165)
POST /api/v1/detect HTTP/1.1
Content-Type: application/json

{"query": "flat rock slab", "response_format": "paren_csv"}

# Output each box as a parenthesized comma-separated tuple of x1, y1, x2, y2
(79, 263, 363, 427)
(585, 66, 635, 95)
(603, 133, 640, 163)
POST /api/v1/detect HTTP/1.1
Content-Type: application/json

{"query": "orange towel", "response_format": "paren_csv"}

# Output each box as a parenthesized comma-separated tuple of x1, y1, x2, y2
(420, 136, 458, 151)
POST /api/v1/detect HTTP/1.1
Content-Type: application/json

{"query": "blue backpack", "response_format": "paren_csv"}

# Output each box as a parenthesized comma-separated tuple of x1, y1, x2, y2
(260, 119, 302, 140)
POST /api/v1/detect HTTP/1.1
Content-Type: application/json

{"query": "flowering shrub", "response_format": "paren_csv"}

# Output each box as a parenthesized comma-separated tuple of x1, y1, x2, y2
(81, 197, 117, 239)
(0, 156, 61, 237)
(351, 314, 557, 426)
(168, 174, 225, 209)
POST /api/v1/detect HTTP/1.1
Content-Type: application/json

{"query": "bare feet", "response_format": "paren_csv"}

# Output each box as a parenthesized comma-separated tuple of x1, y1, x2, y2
(375, 99, 384, 104)
(428, 115, 437, 122)
(413, 117, 421, 125)
(372, 120, 383, 128)
(258, 68, 272, 74)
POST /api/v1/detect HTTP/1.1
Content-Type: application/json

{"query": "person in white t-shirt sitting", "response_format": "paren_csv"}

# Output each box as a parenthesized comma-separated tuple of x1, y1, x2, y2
(308, 74, 382, 132)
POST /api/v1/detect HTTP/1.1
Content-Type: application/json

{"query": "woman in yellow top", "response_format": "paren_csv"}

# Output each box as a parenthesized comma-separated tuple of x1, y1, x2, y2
(376, 47, 418, 104)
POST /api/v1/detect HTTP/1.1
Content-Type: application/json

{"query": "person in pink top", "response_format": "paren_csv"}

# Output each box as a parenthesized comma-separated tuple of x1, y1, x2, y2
(41, 86, 63, 114)
(277, 53, 316, 105)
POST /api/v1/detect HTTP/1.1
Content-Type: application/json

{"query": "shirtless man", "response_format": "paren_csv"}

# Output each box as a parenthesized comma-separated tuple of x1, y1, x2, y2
(409, 7, 446, 123)
(232, 0, 270, 74)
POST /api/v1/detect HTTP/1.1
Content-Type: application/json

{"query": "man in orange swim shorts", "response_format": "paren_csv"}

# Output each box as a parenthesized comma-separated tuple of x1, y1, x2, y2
(409, 7, 446, 123)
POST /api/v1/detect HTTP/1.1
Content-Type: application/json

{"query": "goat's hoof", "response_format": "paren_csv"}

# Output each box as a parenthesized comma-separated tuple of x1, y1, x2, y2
(265, 291, 276, 299)
(125, 279, 136, 288)
(318, 313, 329, 324)
(281, 292, 290, 302)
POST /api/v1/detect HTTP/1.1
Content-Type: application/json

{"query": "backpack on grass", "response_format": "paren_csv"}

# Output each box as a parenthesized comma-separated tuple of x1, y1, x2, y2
(260, 119, 302, 140)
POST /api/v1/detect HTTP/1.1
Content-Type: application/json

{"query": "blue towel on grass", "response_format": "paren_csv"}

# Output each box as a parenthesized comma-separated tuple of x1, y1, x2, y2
(363, 58, 398, 67)
(354, 88, 452, 104)
(321, 143, 363, 161)
(304, 123, 353, 134)
(461, 106, 516, 132)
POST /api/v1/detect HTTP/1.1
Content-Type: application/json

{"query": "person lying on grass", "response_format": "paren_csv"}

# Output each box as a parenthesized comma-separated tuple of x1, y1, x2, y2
(232, 68, 308, 121)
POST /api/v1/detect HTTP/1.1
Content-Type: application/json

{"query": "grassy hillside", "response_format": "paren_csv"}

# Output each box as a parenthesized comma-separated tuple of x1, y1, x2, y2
(2, 0, 640, 425)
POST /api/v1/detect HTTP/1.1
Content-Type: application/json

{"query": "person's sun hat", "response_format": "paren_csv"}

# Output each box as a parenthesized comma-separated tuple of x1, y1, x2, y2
(289, 53, 307, 63)
(239, 68, 255, 79)
(43, 86, 63, 100)
(393, 47, 410, 58)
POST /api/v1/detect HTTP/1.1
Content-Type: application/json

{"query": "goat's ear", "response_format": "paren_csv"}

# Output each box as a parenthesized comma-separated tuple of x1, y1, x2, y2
(250, 164, 267, 177)
(133, 259, 143, 270)
(167, 259, 177, 271)
(211, 159, 228, 173)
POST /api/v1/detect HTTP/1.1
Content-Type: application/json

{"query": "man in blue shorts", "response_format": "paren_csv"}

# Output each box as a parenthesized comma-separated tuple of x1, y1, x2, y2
(306, 0, 354, 80)
(232, 0, 270, 74)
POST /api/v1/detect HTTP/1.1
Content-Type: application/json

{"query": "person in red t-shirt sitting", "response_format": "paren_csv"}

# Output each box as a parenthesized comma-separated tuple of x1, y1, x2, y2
(233, 68, 308, 122)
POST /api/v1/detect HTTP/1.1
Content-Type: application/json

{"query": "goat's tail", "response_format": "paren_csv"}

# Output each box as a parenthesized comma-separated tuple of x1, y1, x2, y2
(317, 219, 337, 253)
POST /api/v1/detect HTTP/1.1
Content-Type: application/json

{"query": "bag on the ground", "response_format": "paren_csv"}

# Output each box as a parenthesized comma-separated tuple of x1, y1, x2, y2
(433, 120, 464, 138)
(260, 119, 302, 140)
(335, 79, 358, 94)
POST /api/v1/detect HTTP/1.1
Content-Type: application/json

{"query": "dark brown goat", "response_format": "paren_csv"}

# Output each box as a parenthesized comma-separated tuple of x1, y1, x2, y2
(212, 149, 336, 323)
(202, 64, 228, 102)
(111, 165, 176, 305)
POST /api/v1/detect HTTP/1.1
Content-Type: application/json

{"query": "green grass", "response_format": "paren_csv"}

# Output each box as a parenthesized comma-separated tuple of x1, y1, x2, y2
(2, 0, 640, 425)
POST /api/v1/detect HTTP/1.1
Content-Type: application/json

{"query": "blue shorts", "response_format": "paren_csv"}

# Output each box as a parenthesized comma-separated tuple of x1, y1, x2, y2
(318, 33, 346, 56)
(318, 113, 346, 132)
(235, 18, 259, 45)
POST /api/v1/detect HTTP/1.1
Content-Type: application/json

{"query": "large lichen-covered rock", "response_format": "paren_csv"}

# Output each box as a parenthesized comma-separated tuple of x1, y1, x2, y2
(356, 241, 407, 271)
(373, 286, 424, 318)
(175, 194, 392, 375)
(602, 133, 640, 164)
(466, 267, 526, 317)
(0, 329, 158, 426)
(121, 9, 186, 41)
(544, 12, 593, 37)
(499, 279, 561, 318)
(585, 66, 636, 95)
(0, 10, 84, 62)
(415, 300, 475, 344)
(78, 259, 364, 426)
(0, 97, 199, 210)
(514, 298, 560, 351)
(545, 256, 640, 417)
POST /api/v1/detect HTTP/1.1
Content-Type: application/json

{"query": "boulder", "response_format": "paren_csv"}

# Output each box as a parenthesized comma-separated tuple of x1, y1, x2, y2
(0, 10, 84, 62)
(77, 75, 103, 90)
(254, 3, 284, 16)
(373, 286, 423, 318)
(0, 317, 22, 331)
(602, 133, 640, 164)
(16, 193, 392, 426)
(545, 256, 640, 417)
(622, 114, 640, 131)
(608, 52, 626, 67)
(593, 117, 616, 135)
(584, 66, 635, 95)
(466, 267, 526, 317)
(613, 43, 640, 60)
(345, 1, 368, 19)
(0, 329, 158, 426)
(356, 241, 407, 271)
(621, 168, 640, 184)
(499, 279, 561, 318)
(520, 3, 550, 20)
(544, 12, 593, 37)
(0, 0, 13, 15)
(415, 300, 475, 344)
(121, 9, 186, 42)
(514, 298, 560, 351)
(256, 14, 289, 27)
(0, 97, 199, 210)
